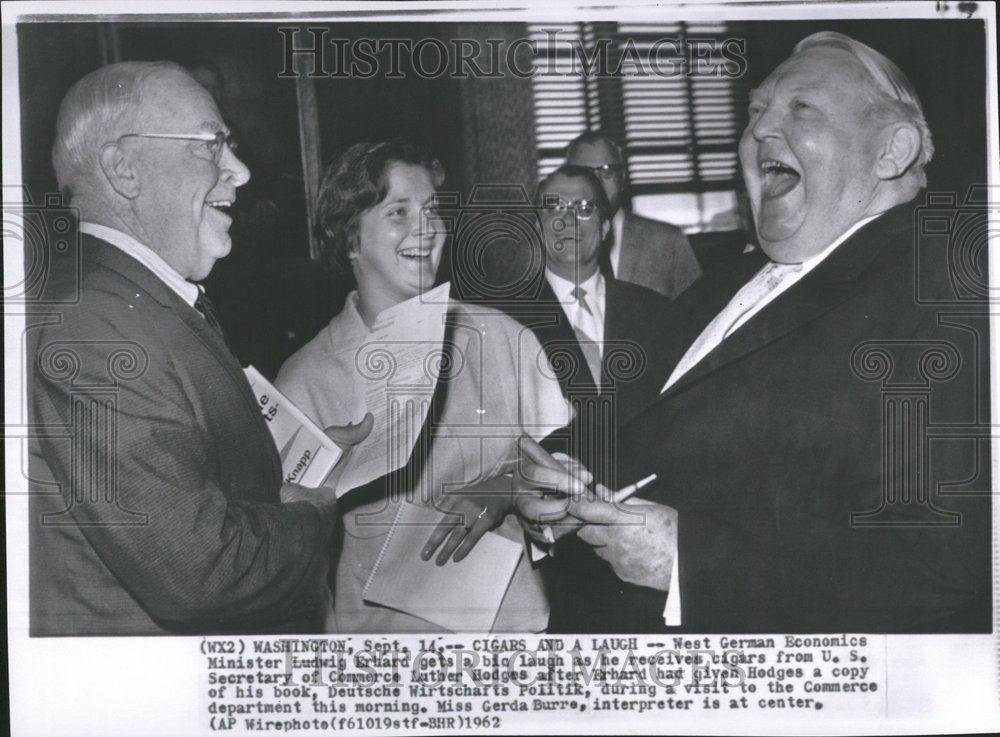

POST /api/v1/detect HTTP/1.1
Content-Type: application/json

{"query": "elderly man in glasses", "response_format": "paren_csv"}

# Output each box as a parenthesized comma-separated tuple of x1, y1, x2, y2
(28, 61, 370, 635)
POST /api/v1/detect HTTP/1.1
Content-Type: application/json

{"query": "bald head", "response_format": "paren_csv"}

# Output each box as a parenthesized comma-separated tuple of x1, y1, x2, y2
(52, 61, 186, 200)
(739, 34, 931, 263)
(53, 61, 250, 281)
(794, 31, 934, 179)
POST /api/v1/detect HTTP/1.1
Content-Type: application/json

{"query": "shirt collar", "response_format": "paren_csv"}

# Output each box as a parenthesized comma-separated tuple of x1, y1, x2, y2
(544, 267, 603, 304)
(795, 213, 882, 273)
(329, 291, 372, 348)
(80, 222, 200, 307)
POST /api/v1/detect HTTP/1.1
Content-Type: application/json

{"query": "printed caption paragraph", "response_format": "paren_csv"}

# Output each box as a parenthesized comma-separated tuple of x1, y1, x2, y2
(202, 634, 885, 732)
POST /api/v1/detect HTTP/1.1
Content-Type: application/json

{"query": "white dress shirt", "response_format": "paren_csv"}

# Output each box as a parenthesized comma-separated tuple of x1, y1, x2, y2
(662, 214, 880, 393)
(80, 221, 200, 308)
(657, 213, 880, 626)
(608, 209, 626, 277)
(544, 267, 607, 350)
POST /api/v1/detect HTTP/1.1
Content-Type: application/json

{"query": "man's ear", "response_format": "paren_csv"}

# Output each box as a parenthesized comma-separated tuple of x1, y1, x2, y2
(99, 142, 140, 198)
(875, 122, 921, 180)
(601, 219, 611, 239)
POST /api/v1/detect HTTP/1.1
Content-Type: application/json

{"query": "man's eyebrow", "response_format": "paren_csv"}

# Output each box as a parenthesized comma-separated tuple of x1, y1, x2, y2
(199, 120, 225, 132)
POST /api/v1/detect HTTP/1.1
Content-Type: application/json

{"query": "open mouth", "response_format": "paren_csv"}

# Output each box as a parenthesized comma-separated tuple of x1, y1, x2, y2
(398, 247, 432, 262)
(759, 159, 801, 199)
(204, 199, 234, 231)
(205, 198, 233, 218)
(206, 199, 233, 210)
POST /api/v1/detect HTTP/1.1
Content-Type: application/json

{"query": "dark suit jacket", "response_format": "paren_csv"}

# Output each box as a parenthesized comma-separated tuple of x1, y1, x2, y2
(498, 272, 676, 617)
(614, 212, 702, 301)
(28, 234, 332, 635)
(501, 272, 673, 446)
(548, 201, 992, 633)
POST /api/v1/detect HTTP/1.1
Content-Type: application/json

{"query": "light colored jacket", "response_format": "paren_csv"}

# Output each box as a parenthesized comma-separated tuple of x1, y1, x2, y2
(276, 292, 572, 633)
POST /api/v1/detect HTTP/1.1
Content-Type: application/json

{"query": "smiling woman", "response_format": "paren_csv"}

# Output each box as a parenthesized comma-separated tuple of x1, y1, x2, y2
(274, 138, 573, 634)
(313, 139, 446, 319)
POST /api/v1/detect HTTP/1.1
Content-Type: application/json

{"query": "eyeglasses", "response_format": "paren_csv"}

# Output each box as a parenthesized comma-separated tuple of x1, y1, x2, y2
(582, 163, 622, 180)
(542, 197, 599, 221)
(116, 130, 238, 163)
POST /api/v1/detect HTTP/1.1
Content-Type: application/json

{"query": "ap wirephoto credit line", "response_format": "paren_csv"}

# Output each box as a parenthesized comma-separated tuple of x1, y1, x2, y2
(3, 1, 998, 735)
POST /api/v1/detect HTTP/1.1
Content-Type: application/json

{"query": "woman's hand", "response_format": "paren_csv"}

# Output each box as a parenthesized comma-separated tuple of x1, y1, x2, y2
(420, 476, 513, 565)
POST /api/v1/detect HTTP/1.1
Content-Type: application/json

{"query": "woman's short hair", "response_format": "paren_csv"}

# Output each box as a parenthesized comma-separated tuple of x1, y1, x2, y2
(315, 138, 444, 281)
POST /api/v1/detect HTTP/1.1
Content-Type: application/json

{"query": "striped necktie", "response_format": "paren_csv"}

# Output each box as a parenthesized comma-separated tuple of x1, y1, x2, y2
(194, 288, 228, 345)
(662, 261, 802, 392)
(571, 286, 603, 388)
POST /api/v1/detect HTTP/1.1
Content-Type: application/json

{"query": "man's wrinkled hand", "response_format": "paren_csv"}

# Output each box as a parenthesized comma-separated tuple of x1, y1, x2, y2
(515, 493, 573, 543)
(506, 437, 593, 542)
(572, 497, 677, 591)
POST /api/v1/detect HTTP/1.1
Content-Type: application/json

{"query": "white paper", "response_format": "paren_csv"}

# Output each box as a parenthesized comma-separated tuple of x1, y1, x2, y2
(243, 365, 344, 488)
(334, 282, 451, 493)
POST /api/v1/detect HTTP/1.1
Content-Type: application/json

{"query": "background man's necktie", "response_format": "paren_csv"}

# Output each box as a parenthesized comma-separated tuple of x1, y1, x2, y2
(662, 261, 802, 392)
(571, 286, 603, 388)
(194, 289, 229, 345)
(598, 227, 616, 277)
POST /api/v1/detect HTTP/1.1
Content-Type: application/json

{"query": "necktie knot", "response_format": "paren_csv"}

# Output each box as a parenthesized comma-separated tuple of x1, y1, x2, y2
(764, 261, 803, 289)
(571, 286, 593, 315)
(662, 260, 804, 393)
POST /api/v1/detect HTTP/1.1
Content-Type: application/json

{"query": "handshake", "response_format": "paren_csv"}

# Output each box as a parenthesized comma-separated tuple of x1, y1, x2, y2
(280, 420, 677, 594)
(422, 436, 678, 594)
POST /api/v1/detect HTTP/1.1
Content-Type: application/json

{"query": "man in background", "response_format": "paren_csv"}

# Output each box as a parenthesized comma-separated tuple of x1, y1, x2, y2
(565, 131, 701, 300)
(506, 165, 673, 428)
(499, 165, 675, 612)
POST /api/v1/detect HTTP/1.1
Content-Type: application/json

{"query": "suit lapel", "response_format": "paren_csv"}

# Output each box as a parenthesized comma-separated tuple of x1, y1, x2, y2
(603, 277, 637, 392)
(660, 203, 914, 400)
(84, 235, 262, 417)
(617, 214, 635, 282)
(527, 277, 600, 396)
(617, 213, 647, 283)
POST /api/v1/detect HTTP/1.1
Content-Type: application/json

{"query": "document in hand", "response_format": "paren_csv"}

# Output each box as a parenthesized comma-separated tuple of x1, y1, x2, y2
(363, 501, 524, 632)
(243, 365, 344, 489)
(333, 282, 452, 494)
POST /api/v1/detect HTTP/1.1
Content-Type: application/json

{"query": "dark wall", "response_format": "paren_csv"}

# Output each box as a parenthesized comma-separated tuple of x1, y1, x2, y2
(18, 23, 106, 206)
